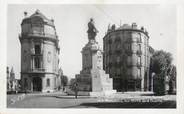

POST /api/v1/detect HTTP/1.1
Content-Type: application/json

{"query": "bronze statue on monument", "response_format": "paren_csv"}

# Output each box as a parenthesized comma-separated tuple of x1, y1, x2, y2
(87, 18, 99, 41)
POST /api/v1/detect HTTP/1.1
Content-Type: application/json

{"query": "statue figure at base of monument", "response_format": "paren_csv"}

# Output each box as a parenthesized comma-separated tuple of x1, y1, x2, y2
(87, 18, 99, 41)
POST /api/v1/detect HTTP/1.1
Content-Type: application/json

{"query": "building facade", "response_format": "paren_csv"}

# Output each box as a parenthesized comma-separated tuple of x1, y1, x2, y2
(7, 67, 19, 93)
(19, 10, 60, 92)
(103, 23, 151, 91)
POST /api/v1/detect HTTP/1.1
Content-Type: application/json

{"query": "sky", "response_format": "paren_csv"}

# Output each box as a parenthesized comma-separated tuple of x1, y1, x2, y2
(7, 4, 177, 79)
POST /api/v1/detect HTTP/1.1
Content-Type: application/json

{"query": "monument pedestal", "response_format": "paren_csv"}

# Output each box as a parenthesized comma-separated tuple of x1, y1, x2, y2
(76, 40, 116, 96)
(90, 68, 116, 97)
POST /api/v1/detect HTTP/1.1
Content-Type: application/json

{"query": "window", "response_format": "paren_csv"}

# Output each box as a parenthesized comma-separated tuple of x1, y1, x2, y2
(137, 68, 141, 78)
(117, 43, 121, 49)
(115, 37, 121, 42)
(54, 77, 56, 88)
(116, 56, 121, 63)
(137, 56, 141, 66)
(46, 78, 50, 87)
(34, 57, 40, 68)
(127, 68, 132, 76)
(117, 68, 121, 75)
(132, 33, 139, 42)
(137, 33, 142, 43)
(127, 56, 132, 66)
(22, 24, 31, 34)
(35, 45, 41, 54)
(32, 23, 43, 34)
(24, 78, 28, 88)
(108, 39, 112, 44)
(138, 44, 141, 51)
(126, 44, 131, 50)
(139, 33, 142, 42)
(115, 39, 121, 50)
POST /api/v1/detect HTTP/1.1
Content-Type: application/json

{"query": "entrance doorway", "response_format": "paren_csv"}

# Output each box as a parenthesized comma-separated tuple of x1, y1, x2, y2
(33, 77, 42, 91)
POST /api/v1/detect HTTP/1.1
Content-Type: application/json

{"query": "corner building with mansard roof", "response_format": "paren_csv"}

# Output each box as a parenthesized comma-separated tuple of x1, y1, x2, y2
(19, 10, 61, 92)
(103, 23, 152, 92)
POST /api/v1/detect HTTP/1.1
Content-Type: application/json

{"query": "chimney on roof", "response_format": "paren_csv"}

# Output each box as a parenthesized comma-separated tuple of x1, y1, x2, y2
(51, 18, 54, 22)
(7, 67, 9, 74)
(141, 26, 144, 31)
(107, 23, 111, 32)
(24, 11, 28, 17)
(132, 23, 137, 29)
(111, 24, 116, 31)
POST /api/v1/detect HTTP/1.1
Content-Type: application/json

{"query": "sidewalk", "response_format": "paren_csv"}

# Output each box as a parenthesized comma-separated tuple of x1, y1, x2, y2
(98, 91, 176, 103)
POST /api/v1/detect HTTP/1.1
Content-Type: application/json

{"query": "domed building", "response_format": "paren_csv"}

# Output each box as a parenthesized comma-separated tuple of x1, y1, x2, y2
(103, 23, 152, 92)
(19, 10, 60, 92)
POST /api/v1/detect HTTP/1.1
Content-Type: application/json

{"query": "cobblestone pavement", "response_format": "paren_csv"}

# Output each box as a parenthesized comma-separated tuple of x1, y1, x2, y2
(7, 91, 176, 108)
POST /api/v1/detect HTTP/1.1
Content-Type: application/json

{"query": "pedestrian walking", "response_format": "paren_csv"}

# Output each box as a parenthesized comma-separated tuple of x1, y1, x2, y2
(74, 82, 78, 99)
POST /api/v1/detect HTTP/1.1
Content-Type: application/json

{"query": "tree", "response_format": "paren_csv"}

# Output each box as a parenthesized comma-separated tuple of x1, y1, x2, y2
(69, 78, 77, 91)
(61, 75, 68, 87)
(168, 65, 176, 94)
(151, 50, 173, 95)
(151, 50, 173, 75)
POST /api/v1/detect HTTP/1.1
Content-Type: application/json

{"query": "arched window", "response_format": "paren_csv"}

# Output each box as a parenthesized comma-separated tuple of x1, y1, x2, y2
(31, 17, 43, 34)
(137, 33, 142, 43)
(35, 45, 41, 54)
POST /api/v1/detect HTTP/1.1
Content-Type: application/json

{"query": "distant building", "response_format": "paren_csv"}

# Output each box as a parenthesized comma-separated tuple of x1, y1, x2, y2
(7, 67, 19, 93)
(58, 68, 65, 90)
(103, 23, 152, 91)
(19, 10, 60, 92)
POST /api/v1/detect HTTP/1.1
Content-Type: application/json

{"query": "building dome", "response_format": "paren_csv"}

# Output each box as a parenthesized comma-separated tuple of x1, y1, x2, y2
(20, 10, 57, 40)
(30, 10, 49, 20)
(22, 9, 54, 26)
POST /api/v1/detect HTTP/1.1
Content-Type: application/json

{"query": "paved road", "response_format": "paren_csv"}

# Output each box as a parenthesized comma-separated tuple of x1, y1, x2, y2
(8, 95, 97, 108)
(7, 92, 176, 108)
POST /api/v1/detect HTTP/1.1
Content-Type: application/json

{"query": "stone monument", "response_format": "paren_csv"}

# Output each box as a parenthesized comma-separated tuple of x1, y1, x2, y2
(75, 18, 116, 96)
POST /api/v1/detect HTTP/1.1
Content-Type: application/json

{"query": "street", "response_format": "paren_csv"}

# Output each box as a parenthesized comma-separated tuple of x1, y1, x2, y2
(7, 92, 176, 108)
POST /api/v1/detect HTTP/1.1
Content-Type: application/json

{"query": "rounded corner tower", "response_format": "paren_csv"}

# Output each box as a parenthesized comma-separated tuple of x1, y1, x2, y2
(19, 10, 60, 92)
(103, 23, 151, 92)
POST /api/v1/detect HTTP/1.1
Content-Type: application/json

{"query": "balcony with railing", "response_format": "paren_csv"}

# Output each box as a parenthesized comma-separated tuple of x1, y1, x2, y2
(30, 54, 45, 73)
(31, 68, 45, 72)
(19, 32, 58, 39)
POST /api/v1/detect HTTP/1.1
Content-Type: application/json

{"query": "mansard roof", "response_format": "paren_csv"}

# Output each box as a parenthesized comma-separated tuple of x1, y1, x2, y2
(21, 9, 54, 26)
